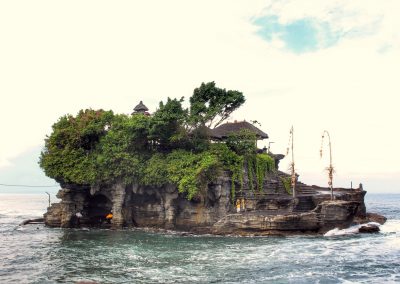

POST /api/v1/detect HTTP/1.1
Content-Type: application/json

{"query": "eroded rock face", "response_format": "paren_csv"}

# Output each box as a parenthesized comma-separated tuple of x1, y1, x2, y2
(211, 200, 360, 235)
(362, 212, 387, 225)
(43, 203, 62, 227)
(44, 176, 373, 235)
(211, 212, 319, 235)
(316, 200, 360, 233)
(45, 176, 233, 231)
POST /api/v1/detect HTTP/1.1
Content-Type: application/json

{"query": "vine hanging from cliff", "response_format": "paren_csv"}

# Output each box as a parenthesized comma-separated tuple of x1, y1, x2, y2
(255, 154, 275, 191)
(141, 150, 220, 200)
(280, 176, 292, 195)
(209, 143, 244, 202)
(246, 155, 256, 191)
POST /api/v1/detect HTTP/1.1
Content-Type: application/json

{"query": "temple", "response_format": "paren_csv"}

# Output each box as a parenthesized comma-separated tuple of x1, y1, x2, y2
(209, 120, 268, 141)
(132, 100, 150, 115)
(43, 102, 385, 235)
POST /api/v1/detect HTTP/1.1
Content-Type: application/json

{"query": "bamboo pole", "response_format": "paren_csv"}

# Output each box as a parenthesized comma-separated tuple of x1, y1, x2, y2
(320, 130, 334, 200)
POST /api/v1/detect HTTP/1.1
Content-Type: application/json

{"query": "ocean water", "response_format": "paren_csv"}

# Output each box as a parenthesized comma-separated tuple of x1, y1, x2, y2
(0, 193, 399, 284)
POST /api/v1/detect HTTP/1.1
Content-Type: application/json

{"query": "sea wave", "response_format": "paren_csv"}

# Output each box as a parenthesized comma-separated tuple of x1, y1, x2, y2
(324, 219, 400, 237)
(324, 222, 381, 237)
(380, 219, 400, 234)
(1, 193, 400, 283)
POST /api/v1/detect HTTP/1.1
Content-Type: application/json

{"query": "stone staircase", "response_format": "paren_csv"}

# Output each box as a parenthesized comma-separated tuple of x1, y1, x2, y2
(294, 196, 316, 212)
(297, 188, 317, 195)
(296, 182, 327, 196)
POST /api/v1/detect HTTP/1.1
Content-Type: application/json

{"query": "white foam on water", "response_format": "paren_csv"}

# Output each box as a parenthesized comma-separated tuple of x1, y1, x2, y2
(324, 222, 381, 237)
(385, 236, 400, 249)
(324, 226, 359, 237)
(379, 219, 400, 250)
(380, 219, 400, 234)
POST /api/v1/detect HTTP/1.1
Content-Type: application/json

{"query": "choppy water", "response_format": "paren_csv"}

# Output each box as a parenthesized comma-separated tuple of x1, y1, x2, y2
(0, 193, 399, 284)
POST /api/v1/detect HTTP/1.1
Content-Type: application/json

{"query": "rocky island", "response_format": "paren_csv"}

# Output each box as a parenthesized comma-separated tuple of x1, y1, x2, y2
(41, 82, 385, 235)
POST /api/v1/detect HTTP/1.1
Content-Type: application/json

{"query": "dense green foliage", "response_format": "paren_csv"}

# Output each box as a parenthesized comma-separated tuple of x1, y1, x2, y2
(226, 129, 257, 155)
(142, 150, 219, 200)
(256, 154, 275, 191)
(40, 82, 274, 201)
(95, 114, 150, 185)
(209, 143, 244, 201)
(148, 97, 188, 150)
(39, 109, 114, 184)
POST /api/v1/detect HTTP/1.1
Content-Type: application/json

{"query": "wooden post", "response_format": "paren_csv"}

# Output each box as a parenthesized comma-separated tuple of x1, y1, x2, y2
(287, 126, 296, 198)
(45, 192, 51, 207)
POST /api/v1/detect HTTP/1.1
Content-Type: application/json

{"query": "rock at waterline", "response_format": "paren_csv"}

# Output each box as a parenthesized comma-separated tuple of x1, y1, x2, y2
(359, 223, 380, 233)
(365, 212, 387, 225)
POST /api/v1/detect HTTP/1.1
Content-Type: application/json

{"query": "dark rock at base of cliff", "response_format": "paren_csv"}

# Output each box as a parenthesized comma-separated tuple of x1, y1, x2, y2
(211, 211, 319, 236)
(43, 175, 378, 236)
(316, 200, 360, 233)
(365, 212, 387, 225)
(211, 200, 360, 236)
(44, 203, 62, 227)
(359, 223, 380, 233)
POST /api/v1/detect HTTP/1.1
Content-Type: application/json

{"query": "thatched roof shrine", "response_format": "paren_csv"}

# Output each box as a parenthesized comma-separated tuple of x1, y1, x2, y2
(132, 101, 149, 114)
(209, 120, 268, 140)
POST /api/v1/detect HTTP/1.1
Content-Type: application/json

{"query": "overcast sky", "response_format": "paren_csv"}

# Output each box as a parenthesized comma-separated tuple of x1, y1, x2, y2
(1, 0, 399, 193)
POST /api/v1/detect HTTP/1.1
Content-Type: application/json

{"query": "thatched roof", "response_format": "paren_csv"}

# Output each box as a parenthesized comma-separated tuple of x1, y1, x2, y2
(133, 101, 149, 112)
(209, 121, 268, 140)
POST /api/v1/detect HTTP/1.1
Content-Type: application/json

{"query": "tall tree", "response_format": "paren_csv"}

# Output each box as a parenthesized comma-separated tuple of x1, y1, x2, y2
(149, 97, 188, 150)
(189, 81, 245, 128)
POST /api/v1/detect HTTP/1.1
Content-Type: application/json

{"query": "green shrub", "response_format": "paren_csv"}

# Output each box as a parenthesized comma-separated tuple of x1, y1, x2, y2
(39, 109, 114, 184)
(141, 150, 220, 200)
(256, 153, 275, 191)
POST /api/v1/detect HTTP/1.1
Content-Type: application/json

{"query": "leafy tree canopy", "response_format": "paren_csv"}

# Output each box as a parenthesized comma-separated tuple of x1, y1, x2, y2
(149, 97, 188, 150)
(39, 109, 114, 184)
(189, 81, 245, 128)
(40, 82, 274, 200)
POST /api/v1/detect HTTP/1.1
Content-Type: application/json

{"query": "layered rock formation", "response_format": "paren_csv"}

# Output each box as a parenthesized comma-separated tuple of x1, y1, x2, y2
(211, 200, 359, 235)
(44, 170, 379, 235)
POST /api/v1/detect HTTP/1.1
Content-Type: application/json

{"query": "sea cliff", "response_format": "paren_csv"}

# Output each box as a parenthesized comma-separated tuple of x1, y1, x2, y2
(44, 171, 379, 236)
(40, 84, 385, 236)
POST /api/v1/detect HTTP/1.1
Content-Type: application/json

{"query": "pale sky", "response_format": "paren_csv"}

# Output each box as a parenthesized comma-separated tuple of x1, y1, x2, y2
(1, 0, 399, 193)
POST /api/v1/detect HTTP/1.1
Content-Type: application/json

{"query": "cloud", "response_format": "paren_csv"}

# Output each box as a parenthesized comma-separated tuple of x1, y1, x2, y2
(258, 0, 400, 51)
(253, 16, 341, 53)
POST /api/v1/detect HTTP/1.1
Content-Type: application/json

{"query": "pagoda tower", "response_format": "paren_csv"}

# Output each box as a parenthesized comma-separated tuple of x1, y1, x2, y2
(132, 101, 150, 115)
